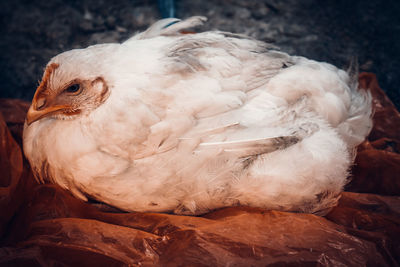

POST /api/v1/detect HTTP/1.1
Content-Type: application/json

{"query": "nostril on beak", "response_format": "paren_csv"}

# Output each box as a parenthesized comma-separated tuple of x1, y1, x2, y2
(36, 97, 46, 110)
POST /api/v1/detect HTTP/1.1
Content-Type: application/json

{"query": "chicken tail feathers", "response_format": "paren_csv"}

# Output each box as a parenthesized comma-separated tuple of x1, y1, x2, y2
(337, 58, 373, 149)
(346, 56, 359, 91)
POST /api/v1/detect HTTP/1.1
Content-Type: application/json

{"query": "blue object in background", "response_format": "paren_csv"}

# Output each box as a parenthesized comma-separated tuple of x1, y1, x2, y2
(158, 0, 175, 18)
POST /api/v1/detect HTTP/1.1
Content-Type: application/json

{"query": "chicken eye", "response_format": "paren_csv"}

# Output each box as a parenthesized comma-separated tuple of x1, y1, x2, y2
(65, 84, 81, 94)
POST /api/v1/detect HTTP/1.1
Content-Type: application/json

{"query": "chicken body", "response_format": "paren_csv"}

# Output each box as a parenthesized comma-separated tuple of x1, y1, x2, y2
(23, 17, 372, 215)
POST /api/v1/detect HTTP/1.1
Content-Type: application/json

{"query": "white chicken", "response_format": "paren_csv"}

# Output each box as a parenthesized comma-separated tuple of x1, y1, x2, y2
(23, 16, 372, 215)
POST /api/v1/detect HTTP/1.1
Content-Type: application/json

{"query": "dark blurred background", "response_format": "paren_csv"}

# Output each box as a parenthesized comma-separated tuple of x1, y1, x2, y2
(0, 0, 399, 108)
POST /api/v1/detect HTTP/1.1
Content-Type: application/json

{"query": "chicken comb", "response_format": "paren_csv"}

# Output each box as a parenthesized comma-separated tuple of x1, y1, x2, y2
(33, 63, 59, 100)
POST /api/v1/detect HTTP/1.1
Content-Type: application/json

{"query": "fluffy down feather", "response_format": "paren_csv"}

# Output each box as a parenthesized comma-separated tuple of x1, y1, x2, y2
(23, 16, 372, 215)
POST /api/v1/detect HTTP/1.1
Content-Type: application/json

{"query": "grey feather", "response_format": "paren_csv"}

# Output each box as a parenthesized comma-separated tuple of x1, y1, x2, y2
(133, 16, 207, 40)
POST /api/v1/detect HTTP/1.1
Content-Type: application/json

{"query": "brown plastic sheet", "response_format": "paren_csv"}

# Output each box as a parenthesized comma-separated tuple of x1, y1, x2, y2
(0, 73, 399, 266)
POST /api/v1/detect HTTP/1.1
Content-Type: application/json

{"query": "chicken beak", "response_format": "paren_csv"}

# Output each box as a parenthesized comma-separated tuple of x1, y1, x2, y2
(26, 104, 65, 125)
(26, 63, 63, 125)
